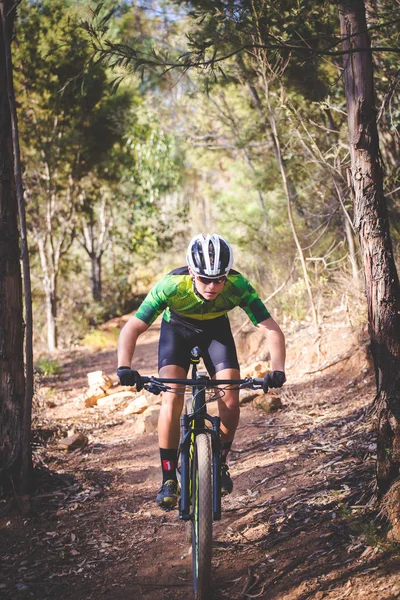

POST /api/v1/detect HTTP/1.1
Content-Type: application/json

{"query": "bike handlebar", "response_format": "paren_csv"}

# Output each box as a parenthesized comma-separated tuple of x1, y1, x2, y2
(140, 375, 265, 394)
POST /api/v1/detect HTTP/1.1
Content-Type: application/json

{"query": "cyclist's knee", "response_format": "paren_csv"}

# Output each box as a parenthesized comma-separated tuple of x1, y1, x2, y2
(218, 384, 239, 410)
(220, 398, 240, 415)
(221, 389, 239, 404)
(161, 391, 184, 416)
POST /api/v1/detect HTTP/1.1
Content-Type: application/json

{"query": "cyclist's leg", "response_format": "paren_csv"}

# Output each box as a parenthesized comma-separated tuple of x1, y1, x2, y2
(156, 318, 192, 507)
(156, 364, 187, 507)
(158, 364, 187, 449)
(158, 317, 193, 448)
(212, 367, 239, 496)
(203, 318, 240, 495)
(202, 317, 240, 442)
(213, 367, 240, 442)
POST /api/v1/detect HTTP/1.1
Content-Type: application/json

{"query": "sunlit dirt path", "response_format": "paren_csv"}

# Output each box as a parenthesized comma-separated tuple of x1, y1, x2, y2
(1, 319, 399, 599)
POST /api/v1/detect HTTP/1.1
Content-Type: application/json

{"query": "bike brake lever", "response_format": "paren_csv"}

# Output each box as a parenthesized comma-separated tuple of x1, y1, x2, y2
(238, 378, 264, 390)
(144, 381, 169, 395)
(238, 378, 254, 389)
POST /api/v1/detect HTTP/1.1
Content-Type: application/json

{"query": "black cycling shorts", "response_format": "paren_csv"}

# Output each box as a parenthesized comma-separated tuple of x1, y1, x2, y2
(158, 311, 239, 377)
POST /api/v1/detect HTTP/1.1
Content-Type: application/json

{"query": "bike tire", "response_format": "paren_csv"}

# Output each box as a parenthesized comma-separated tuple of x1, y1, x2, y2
(191, 433, 212, 600)
(184, 394, 194, 544)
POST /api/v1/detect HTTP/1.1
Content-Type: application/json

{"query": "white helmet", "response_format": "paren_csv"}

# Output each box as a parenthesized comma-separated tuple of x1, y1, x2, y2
(186, 234, 233, 279)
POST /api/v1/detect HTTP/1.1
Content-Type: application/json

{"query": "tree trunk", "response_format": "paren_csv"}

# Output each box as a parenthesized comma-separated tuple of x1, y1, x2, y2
(1, 0, 34, 498)
(0, 0, 25, 489)
(344, 215, 359, 281)
(45, 286, 58, 354)
(79, 195, 110, 303)
(339, 0, 400, 495)
(91, 253, 102, 302)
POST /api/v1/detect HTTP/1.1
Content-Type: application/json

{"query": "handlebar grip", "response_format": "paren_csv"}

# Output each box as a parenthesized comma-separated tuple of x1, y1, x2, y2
(253, 377, 267, 392)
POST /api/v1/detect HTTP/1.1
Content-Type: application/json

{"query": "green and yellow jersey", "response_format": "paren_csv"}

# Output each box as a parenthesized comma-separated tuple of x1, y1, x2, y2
(135, 267, 271, 326)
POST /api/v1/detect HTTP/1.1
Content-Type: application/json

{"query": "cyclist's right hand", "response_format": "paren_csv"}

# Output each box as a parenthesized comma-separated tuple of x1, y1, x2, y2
(117, 366, 143, 391)
(262, 370, 286, 393)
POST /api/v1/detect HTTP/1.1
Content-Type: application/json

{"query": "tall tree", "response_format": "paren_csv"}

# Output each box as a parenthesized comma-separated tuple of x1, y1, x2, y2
(0, 0, 26, 493)
(15, 1, 133, 348)
(339, 0, 400, 503)
(15, 1, 92, 352)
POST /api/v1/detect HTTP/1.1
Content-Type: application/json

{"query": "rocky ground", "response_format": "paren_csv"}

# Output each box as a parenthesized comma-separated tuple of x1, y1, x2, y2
(1, 313, 399, 600)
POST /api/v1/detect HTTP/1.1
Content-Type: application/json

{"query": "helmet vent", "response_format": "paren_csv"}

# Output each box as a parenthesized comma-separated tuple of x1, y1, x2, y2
(186, 234, 233, 278)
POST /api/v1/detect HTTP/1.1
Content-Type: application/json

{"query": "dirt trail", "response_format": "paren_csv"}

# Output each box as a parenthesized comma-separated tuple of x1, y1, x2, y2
(1, 317, 399, 600)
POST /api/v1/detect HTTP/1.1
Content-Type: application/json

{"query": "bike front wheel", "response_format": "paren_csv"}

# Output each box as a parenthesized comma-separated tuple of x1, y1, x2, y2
(191, 433, 212, 600)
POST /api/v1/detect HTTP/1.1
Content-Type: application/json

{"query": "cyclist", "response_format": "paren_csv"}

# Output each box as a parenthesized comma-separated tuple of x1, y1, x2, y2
(117, 234, 286, 509)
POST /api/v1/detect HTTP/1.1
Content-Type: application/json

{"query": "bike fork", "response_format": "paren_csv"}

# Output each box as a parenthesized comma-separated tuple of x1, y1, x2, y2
(210, 416, 221, 521)
(179, 413, 191, 520)
(179, 415, 222, 522)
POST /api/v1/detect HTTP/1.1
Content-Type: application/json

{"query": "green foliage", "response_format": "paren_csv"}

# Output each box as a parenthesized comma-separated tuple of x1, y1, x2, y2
(15, 1, 135, 205)
(336, 501, 392, 550)
(279, 278, 309, 322)
(81, 328, 120, 351)
(35, 356, 62, 376)
(13, 0, 187, 350)
(14, 0, 400, 348)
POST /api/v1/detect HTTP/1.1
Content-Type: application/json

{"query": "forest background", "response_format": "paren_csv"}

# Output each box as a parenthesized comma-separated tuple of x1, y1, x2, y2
(13, 0, 399, 358)
(1, 0, 400, 513)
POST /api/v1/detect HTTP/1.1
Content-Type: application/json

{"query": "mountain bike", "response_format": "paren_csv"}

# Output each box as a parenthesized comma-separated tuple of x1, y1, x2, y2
(141, 347, 265, 600)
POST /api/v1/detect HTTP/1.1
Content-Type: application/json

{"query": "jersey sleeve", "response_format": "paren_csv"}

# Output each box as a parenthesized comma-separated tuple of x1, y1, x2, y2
(237, 275, 271, 325)
(134, 275, 177, 326)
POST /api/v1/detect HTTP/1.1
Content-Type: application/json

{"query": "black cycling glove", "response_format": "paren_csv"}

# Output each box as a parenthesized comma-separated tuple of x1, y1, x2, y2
(263, 370, 286, 392)
(117, 367, 143, 391)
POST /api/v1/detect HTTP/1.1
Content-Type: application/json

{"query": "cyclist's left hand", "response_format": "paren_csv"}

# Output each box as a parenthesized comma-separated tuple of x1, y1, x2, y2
(117, 367, 143, 391)
(263, 370, 286, 392)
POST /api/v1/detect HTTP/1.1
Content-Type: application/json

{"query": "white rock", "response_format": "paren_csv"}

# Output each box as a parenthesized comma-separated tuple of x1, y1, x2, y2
(109, 391, 137, 404)
(132, 405, 160, 434)
(123, 395, 151, 415)
(97, 396, 117, 409)
(87, 370, 113, 390)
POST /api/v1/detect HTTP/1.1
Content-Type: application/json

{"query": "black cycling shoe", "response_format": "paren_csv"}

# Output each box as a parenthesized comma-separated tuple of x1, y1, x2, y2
(221, 463, 233, 496)
(156, 479, 178, 509)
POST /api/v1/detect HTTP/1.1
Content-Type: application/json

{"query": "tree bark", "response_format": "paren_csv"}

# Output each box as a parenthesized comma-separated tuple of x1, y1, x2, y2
(91, 254, 102, 302)
(45, 285, 58, 355)
(1, 0, 34, 497)
(339, 0, 400, 495)
(0, 0, 25, 489)
(344, 215, 359, 281)
(78, 192, 112, 303)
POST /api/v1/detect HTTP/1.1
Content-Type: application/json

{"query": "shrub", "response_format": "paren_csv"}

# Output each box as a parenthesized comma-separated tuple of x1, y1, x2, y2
(35, 356, 62, 376)
(81, 328, 120, 351)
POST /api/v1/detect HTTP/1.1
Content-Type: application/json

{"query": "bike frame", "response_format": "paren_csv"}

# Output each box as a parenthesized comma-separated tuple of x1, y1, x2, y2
(141, 351, 264, 524)
(141, 354, 265, 600)
(179, 359, 222, 522)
